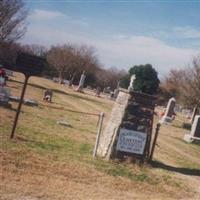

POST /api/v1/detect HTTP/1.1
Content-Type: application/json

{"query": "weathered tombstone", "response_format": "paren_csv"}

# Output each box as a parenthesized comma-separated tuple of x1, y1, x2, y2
(23, 99, 38, 106)
(113, 81, 120, 98)
(160, 97, 176, 124)
(113, 88, 119, 98)
(43, 89, 53, 102)
(0, 87, 11, 106)
(96, 88, 156, 161)
(95, 87, 101, 97)
(76, 71, 86, 92)
(184, 115, 200, 143)
(109, 91, 114, 99)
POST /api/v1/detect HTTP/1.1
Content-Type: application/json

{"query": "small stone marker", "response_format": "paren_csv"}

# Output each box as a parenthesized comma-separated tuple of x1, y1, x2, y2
(0, 87, 11, 106)
(184, 115, 200, 143)
(43, 89, 53, 102)
(9, 96, 38, 106)
(95, 87, 101, 97)
(23, 99, 38, 106)
(160, 97, 176, 124)
(57, 120, 71, 127)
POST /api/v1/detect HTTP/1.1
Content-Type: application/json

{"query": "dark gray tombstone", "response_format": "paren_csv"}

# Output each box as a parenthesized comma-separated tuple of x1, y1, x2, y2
(0, 87, 10, 106)
(165, 98, 176, 117)
(184, 115, 200, 143)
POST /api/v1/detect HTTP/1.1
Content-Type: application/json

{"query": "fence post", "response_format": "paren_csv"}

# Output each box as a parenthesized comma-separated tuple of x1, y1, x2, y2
(93, 112, 105, 158)
(10, 75, 29, 139)
(149, 123, 161, 161)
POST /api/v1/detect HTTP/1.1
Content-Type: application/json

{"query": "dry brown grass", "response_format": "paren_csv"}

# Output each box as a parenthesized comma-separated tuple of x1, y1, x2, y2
(0, 73, 200, 200)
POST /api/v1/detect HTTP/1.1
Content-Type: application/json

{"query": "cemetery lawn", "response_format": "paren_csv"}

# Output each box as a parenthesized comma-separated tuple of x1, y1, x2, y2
(1, 73, 200, 200)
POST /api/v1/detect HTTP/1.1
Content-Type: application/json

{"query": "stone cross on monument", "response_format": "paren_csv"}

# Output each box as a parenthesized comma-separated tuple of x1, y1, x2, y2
(128, 75, 136, 91)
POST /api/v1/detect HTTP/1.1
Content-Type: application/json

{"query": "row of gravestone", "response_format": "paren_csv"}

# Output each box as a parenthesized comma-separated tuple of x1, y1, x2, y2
(159, 97, 200, 143)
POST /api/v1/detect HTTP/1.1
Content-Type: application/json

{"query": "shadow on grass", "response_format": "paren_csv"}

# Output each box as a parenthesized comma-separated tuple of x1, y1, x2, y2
(151, 160, 200, 176)
(170, 136, 200, 147)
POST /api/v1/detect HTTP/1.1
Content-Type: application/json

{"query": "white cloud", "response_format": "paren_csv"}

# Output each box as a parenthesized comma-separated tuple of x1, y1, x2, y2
(22, 11, 200, 77)
(173, 26, 200, 39)
(29, 9, 88, 27)
(29, 9, 66, 20)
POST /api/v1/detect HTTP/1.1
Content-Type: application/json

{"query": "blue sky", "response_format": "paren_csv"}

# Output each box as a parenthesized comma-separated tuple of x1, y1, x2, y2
(22, 0, 200, 76)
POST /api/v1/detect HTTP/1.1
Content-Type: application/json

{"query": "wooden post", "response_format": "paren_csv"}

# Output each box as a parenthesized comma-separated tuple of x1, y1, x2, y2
(149, 123, 161, 160)
(93, 112, 105, 158)
(10, 75, 29, 139)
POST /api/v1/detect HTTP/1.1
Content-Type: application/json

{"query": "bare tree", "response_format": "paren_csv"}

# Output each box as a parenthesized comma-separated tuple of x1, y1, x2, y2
(68, 45, 100, 85)
(0, 0, 28, 43)
(180, 55, 200, 106)
(161, 55, 200, 107)
(47, 44, 75, 83)
(22, 44, 47, 57)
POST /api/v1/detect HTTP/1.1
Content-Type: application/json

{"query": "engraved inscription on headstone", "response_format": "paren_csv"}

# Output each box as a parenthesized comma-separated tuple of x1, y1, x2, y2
(116, 128, 147, 155)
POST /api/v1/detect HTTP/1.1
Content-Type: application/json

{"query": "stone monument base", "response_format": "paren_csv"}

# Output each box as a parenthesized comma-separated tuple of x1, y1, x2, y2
(159, 116, 173, 124)
(184, 134, 200, 143)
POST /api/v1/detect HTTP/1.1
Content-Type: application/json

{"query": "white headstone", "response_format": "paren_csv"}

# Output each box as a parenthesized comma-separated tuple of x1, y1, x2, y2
(0, 87, 10, 103)
(79, 73, 86, 88)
